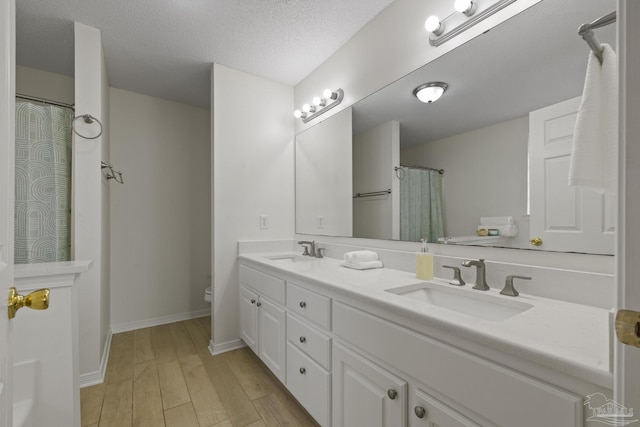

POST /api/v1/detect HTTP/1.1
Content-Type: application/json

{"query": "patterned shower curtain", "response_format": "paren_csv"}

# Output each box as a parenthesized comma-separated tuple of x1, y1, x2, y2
(14, 101, 73, 264)
(399, 167, 445, 243)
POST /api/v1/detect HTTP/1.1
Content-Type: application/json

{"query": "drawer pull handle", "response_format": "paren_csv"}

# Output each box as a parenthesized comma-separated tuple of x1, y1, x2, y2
(299, 367, 306, 375)
(414, 406, 427, 419)
(256, 302, 262, 307)
(250, 299, 256, 304)
(299, 301, 307, 308)
(387, 389, 397, 400)
(299, 336, 307, 343)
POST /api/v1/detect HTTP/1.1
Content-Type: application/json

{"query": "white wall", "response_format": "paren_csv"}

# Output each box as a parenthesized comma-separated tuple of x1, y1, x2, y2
(109, 88, 211, 331)
(212, 63, 294, 352)
(401, 116, 530, 248)
(296, 108, 352, 237)
(353, 120, 399, 240)
(16, 65, 74, 105)
(73, 22, 110, 382)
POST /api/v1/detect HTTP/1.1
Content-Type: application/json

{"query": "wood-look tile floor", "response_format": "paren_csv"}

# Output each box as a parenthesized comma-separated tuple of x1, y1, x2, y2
(81, 317, 321, 427)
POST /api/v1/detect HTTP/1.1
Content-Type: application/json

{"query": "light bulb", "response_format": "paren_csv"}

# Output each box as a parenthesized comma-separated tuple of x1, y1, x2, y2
(454, 0, 476, 16)
(313, 96, 326, 107)
(425, 16, 443, 35)
(302, 104, 316, 113)
(293, 110, 306, 119)
(323, 89, 338, 100)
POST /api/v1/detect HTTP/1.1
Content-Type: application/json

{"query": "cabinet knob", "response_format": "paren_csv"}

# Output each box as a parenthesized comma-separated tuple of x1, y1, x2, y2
(387, 389, 397, 400)
(256, 301, 262, 307)
(299, 336, 307, 343)
(299, 367, 306, 375)
(250, 299, 256, 304)
(530, 237, 543, 246)
(414, 406, 427, 419)
(299, 301, 307, 308)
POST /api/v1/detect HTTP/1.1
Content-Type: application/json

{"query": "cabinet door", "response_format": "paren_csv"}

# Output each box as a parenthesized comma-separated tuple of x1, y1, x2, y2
(411, 389, 481, 427)
(333, 342, 407, 427)
(258, 296, 286, 382)
(239, 286, 258, 352)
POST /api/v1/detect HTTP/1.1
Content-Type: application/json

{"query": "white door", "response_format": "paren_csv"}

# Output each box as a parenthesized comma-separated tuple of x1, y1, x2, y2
(529, 97, 615, 254)
(0, 0, 15, 425)
(615, 0, 640, 411)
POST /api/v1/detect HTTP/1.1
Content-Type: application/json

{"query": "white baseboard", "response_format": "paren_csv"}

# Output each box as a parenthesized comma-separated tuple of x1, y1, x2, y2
(211, 338, 245, 355)
(110, 309, 212, 334)
(80, 331, 112, 388)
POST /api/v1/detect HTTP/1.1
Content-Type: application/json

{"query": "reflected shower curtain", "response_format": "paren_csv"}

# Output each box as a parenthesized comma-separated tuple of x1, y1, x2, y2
(14, 101, 72, 263)
(399, 168, 444, 243)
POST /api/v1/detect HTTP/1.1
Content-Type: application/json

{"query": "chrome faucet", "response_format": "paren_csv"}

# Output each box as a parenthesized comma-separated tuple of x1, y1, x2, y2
(297, 240, 316, 257)
(461, 259, 490, 291)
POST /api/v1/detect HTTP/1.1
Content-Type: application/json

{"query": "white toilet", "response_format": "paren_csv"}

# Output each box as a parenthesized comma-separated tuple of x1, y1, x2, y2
(204, 286, 212, 303)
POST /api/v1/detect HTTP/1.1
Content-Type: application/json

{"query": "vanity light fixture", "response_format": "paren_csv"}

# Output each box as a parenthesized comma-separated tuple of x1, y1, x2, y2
(426, 0, 518, 46)
(413, 82, 448, 104)
(294, 88, 344, 123)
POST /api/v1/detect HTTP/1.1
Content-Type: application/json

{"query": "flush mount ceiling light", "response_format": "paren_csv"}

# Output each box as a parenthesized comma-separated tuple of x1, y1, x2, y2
(426, 0, 518, 47)
(413, 82, 448, 104)
(294, 88, 344, 123)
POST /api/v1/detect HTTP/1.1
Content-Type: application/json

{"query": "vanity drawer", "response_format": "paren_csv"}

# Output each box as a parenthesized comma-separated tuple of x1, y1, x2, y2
(333, 301, 582, 427)
(286, 342, 330, 427)
(287, 313, 331, 369)
(287, 282, 331, 329)
(239, 265, 285, 305)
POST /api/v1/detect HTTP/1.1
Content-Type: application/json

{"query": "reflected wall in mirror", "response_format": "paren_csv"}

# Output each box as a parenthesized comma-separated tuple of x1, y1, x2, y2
(296, 107, 353, 237)
(295, 0, 617, 255)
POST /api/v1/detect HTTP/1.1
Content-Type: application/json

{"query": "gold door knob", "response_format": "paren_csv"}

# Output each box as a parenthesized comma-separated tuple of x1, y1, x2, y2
(8, 287, 50, 319)
(615, 309, 640, 348)
(530, 237, 543, 246)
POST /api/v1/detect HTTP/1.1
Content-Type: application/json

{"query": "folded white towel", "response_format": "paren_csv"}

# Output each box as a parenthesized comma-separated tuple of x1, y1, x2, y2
(343, 250, 379, 263)
(479, 216, 514, 226)
(340, 261, 384, 270)
(477, 224, 518, 237)
(569, 43, 618, 194)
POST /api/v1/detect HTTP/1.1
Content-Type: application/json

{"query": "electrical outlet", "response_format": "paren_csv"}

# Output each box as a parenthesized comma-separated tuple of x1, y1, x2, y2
(317, 216, 324, 229)
(260, 215, 269, 230)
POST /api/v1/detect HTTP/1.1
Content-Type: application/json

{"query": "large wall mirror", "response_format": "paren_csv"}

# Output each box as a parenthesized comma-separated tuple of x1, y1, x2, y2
(295, 0, 616, 255)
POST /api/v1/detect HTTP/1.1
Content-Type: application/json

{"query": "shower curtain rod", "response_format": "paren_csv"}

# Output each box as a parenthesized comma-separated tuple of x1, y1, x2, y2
(16, 93, 75, 110)
(578, 11, 616, 65)
(397, 164, 444, 174)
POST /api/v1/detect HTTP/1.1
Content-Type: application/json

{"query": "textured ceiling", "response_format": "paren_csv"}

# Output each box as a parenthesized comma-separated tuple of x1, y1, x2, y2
(16, 0, 394, 108)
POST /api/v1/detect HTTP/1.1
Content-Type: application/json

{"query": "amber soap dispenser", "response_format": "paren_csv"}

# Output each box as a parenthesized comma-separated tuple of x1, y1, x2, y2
(416, 239, 434, 280)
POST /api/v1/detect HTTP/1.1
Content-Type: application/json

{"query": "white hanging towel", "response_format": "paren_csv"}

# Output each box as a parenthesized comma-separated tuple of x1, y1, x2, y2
(568, 43, 618, 194)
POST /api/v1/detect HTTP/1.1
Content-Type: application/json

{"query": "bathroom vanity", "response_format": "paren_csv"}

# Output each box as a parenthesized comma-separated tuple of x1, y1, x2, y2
(238, 251, 611, 427)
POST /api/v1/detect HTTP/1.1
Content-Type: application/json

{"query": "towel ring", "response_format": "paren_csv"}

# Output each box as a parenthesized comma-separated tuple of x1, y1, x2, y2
(73, 114, 103, 140)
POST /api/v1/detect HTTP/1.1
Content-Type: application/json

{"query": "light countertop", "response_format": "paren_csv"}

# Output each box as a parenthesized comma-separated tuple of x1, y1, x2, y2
(239, 251, 612, 389)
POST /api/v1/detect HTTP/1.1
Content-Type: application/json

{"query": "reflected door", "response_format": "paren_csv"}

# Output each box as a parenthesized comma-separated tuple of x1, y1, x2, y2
(529, 96, 615, 254)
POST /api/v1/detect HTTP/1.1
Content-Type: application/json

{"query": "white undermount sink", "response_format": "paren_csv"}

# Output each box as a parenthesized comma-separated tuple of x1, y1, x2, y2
(385, 282, 533, 321)
(264, 254, 314, 263)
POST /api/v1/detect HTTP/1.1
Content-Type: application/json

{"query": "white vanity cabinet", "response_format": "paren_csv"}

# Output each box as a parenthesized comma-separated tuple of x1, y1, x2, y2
(239, 266, 287, 382)
(333, 301, 583, 427)
(238, 257, 603, 427)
